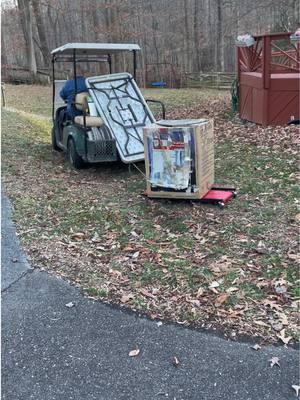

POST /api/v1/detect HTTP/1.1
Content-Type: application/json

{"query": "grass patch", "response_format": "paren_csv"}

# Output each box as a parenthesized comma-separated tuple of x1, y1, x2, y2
(85, 288, 108, 298)
(140, 262, 166, 285)
(240, 282, 264, 300)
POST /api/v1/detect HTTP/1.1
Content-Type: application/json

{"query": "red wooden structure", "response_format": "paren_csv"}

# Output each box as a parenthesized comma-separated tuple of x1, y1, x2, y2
(237, 32, 300, 126)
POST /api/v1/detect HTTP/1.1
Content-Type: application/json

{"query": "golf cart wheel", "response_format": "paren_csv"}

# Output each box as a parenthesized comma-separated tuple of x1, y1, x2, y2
(67, 138, 84, 169)
(51, 127, 62, 152)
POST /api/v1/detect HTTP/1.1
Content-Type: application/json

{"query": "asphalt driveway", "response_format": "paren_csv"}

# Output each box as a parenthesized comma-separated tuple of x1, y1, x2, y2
(2, 189, 299, 400)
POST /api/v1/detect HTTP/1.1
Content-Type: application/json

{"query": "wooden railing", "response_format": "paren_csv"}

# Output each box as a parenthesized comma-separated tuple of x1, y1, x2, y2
(184, 72, 236, 89)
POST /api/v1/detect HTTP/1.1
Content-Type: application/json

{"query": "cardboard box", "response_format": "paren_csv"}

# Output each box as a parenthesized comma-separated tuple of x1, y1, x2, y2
(144, 119, 214, 199)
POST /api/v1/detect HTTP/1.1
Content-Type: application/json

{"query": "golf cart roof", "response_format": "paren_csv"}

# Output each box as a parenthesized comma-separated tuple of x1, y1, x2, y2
(51, 43, 141, 56)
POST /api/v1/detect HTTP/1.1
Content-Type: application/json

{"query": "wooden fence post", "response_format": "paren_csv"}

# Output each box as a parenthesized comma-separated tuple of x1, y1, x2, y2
(1, 83, 6, 107)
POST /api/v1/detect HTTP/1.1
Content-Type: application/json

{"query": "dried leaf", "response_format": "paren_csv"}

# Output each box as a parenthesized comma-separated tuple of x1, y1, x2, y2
(271, 321, 283, 332)
(227, 309, 244, 318)
(196, 287, 204, 297)
(209, 281, 220, 289)
(132, 251, 140, 259)
(70, 232, 85, 241)
(208, 231, 217, 237)
(121, 293, 134, 303)
(292, 385, 300, 397)
(109, 268, 122, 278)
(288, 253, 300, 262)
(269, 356, 280, 368)
(189, 299, 200, 307)
(215, 293, 228, 307)
(123, 246, 134, 251)
(251, 344, 261, 351)
(139, 288, 156, 299)
(263, 300, 282, 311)
(209, 258, 233, 274)
(226, 287, 239, 293)
(96, 246, 106, 251)
(275, 285, 287, 295)
(255, 247, 267, 254)
(277, 329, 292, 344)
(129, 348, 140, 357)
(253, 320, 270, 328)
(172, 356, 180, 367)
(276, 313, 289, 326)
(274, 278, 287, 287)
(294, 213, 300, 222)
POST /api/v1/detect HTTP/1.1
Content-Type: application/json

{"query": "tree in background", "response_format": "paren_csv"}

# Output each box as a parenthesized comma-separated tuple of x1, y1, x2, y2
(1, 0, 299, 83)
(17, 0, 37, 76)
(31, 0, 50, 66)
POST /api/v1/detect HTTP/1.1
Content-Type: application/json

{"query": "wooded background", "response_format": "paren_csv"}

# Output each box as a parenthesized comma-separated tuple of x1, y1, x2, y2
(1, 0, 299, 86)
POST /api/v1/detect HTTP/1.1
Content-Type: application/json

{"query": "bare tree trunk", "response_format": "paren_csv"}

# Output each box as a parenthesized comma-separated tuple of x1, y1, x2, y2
(91, 0, 101, 41)
(207, 0, 215, 70)
(136, 0, 146, 86)
(1, 29, 8, 81)
(31, 0, 50, 67)
(1, 28, 8, 66)
(149, 1, 159, 65)
(114, 1, 126, 70)
(110, 0, 122, 71)
(17, 0, 37, 76)
(184, 0, 191, 72)
(47, 4, 59, 47)
(216, 0, 225, 71)
(193, 0, 201, 71)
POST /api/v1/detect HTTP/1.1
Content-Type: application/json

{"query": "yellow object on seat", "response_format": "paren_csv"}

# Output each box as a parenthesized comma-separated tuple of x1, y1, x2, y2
(74, 116, 104, 127)
(75, 92, 89, 110)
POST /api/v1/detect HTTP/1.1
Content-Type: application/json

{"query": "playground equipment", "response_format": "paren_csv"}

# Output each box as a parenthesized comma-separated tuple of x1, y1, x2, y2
(51, 43, 165, 168)
(236, 31, 300, 126)
(145, 62, 180, 88)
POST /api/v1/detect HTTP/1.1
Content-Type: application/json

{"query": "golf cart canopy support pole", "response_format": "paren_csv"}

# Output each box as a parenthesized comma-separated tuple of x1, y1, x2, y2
(133, 50, 137, 80)
(52, 56, 55, 121)
(73, 49, 77, 94)
(108, 54, 112, 74)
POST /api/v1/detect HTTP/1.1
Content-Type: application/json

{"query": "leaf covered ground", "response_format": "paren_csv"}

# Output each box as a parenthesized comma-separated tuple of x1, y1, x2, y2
(2, 85, 299, 344)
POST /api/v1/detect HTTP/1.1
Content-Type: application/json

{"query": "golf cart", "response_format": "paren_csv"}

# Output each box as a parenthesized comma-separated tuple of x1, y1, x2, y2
(51, 43, 166, 168)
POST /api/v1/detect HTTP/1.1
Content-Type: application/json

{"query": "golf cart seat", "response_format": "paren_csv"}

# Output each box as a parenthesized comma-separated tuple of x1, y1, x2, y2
(74, 115, 104, 127)
(74, 92, 104, 127)
(74, 92, 89, 109)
